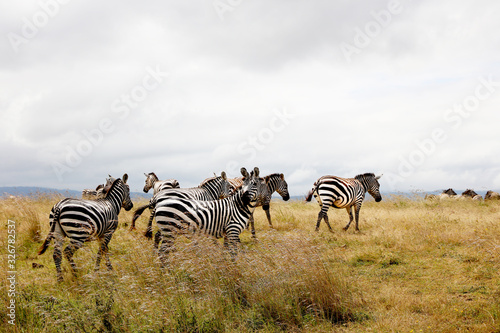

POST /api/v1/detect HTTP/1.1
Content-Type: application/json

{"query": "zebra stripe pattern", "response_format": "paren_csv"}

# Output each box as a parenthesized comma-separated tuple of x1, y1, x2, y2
(246, 173, 290, 237)
(131, 172, 232, 239)
(154, 167, 260, 263)
(305, 173, 382, 232)
(38, 174, 133, 282)
(143, 172, 180, 195)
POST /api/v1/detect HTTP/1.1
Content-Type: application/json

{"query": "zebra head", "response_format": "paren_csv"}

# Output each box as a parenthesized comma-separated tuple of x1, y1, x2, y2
(240, 167, 260, 208)
(266, 173, 290, 201)
(219, 171, 232, 198)
(355, 173, 382, 202)
(199, 171, 232, 199)
(103, 173, 134, 211)
(143, 172, 158, 193)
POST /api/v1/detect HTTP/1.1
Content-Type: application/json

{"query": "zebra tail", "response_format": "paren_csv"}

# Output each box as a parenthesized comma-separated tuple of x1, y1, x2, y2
(38, 206, 60, 255)
(131, 203, 150, 229)
(305, 188, 315, 202)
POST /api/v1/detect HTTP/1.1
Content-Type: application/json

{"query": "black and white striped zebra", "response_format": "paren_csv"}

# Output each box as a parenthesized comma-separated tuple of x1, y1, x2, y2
(143, 172, 180, 194)
(154, 167, 260, 263)
(246, 173, 290, 237)
(38, 174, 133, 282)
(131, 172, 232, 242)
(305, 173, 382, 232)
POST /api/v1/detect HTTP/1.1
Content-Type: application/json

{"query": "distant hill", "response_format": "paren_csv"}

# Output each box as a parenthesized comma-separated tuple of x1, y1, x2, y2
(0, 186, 152, 200)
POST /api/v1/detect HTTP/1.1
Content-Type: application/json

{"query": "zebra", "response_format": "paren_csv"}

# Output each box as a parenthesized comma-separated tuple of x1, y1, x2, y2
(460, 189, 483, 201)
(131, 172, 232, 244)
(439, 188, 457, 200)
(485, 190, 500, 200)
(244, 173, 290, 237)
(38, 174, 133, 282)
(143, 172, 180, 194)
(82, 184, 105, 200)
(153, 167, 260, 263)
(305, 173, 382, 232)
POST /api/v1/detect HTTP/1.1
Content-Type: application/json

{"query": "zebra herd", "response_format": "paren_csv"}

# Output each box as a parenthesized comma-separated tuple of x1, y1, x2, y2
(39, 167, 300, 281)
(424, 188, 500, 201)
(41, 169, 500, 282)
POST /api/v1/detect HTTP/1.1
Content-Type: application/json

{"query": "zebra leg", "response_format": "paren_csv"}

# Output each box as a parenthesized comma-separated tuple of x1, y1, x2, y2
(263, 204, 272, 227)
(53, 236, 64, 282)
(158, 235, 175, 267)
(63, 239, 83, 276)
(144, 209, 155, 239)
(316, 204, 332, 232)
(226, 231, 241, 257)
(248, 213, 256, 238)
(154, 230, 162, 249)
(354, 205, 362, 231)
(343, 206, 354, 231)
(96, 234, 114, 271)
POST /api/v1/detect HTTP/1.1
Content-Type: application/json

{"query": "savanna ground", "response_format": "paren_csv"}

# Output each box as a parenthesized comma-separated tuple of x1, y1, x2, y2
(1, 194, 499, 332)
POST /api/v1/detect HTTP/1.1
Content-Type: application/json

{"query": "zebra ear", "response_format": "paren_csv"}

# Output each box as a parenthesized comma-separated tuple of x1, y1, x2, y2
(144, 173, 148, 177)
(221, 171, 227, 180)
(375, 174, 383, 180)
(253, 167, 260, 177)
(280, 173, 285, 180)
(240, 167, 249, 178)
(122, 173, 129, 183)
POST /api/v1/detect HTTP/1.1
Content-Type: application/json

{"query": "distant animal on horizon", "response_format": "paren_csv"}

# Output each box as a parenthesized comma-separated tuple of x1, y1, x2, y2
(142, 172, 180, 195)
(485, 190, 500, 200)
(82, 184, 105, 200)
(439, 188, 457, 200)
(460, 189, 483, 201)
(305, 173, 382, 232)
(38, 174, 133, 282)
(230, 172, 290, 238)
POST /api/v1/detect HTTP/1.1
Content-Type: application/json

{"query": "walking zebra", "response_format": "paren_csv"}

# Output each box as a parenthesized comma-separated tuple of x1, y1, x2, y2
(305, 173, 382, 232)
(154, 167, 260, 263)
(82, 184, 105, 200)
(245, 173, 290, 237)
(131, 172, 232, 244)
(38, 174, 133, 282)
(143, 172, 180, 194)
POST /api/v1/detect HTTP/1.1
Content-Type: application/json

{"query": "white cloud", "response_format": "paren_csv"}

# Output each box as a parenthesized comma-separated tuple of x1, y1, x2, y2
(1, 0, 500, 195)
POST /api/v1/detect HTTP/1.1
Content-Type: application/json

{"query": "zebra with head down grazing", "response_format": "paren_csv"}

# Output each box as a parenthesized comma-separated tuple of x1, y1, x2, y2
(460, 189, 483, 201)
(82, 184, 105, 200)
(305, 173, 382, 232)
(143, 172, 180, 195)
(38, 174, 133, 282)
(154, 167, 260, 263)
(131, 172, 232, 244)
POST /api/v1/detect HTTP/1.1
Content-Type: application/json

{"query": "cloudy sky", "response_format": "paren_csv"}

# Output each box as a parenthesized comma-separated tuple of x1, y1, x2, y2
(2, 0, 500, 196)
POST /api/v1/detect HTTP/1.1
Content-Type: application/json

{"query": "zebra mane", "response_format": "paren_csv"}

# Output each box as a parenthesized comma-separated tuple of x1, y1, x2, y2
(146, 172, 158, 180)
(199, 176, 221, 187)
(354, 173, 375, 180)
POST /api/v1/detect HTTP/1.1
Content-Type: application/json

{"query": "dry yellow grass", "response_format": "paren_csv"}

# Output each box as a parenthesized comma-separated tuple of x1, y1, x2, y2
(1, 194, 499, 332)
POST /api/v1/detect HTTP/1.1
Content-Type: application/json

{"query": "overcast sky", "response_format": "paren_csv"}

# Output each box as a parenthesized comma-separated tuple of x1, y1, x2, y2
(1, 0, 500, 196)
